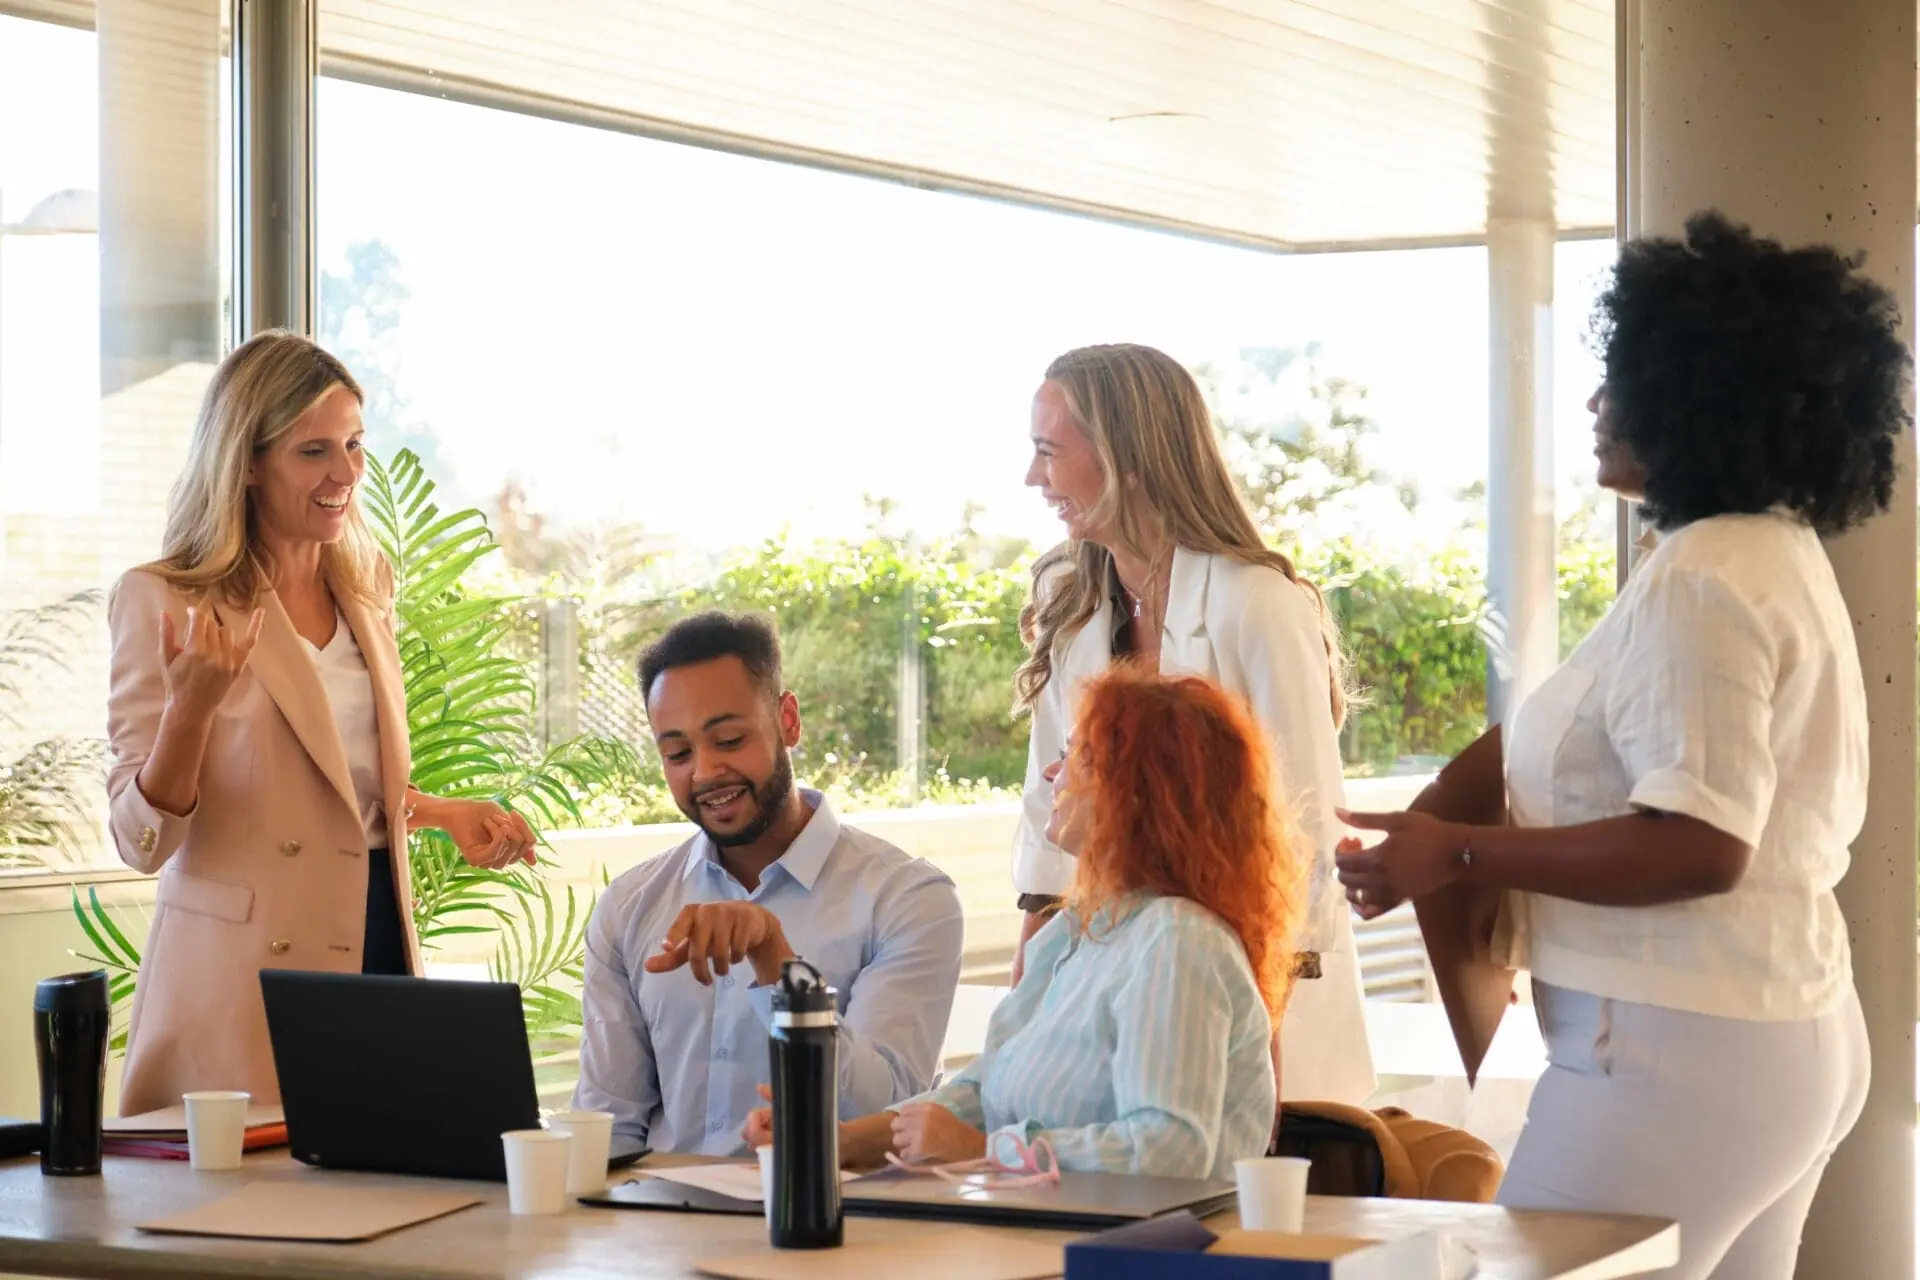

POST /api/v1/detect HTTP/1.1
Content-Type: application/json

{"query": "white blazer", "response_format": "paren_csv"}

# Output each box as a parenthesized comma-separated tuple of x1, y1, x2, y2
(1014, 546, 1376, 1105)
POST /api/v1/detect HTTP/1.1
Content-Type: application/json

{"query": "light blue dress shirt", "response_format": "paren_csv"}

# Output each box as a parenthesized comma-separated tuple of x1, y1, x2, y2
(908, 895, 1275, 1180)
(573, 789, 965, 1156)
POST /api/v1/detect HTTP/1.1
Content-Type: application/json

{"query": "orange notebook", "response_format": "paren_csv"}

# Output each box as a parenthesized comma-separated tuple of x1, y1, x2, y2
(103, 1103, 289, 1160)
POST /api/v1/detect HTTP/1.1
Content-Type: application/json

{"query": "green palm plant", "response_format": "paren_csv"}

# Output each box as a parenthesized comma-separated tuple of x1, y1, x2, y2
(68, 885, 142, 1052)
(71, 449, 638, 1042)
(362, 449, 638, 950)
(1, 591, 108, 868)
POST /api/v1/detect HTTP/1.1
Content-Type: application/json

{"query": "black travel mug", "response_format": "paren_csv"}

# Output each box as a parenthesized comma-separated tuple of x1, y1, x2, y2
(34, 970, 110, 1177)
(768, 958, 842, 1249)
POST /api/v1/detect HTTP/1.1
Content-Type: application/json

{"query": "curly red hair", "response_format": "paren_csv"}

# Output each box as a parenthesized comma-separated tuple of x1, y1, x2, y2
(1062, 666, 1305, 1016)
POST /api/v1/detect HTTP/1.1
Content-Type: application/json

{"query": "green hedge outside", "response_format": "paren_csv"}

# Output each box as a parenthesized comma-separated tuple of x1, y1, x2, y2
(571, 530, 1615, 826)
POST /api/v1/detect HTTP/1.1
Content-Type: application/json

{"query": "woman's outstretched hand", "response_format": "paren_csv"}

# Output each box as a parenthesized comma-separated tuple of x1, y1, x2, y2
(1334, 808, 1470, 920)
(160, 605, 263, 722)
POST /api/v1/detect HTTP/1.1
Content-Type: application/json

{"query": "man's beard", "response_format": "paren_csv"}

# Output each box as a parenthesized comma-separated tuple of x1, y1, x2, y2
(689, 749, 796, 848)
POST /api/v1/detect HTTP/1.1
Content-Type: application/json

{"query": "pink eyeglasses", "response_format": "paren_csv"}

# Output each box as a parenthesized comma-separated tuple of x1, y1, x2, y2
(886, 1132, 1060, 1190)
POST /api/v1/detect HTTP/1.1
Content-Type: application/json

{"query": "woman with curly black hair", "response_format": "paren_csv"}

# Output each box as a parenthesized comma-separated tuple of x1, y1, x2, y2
(1333, 211, 1908, 1279)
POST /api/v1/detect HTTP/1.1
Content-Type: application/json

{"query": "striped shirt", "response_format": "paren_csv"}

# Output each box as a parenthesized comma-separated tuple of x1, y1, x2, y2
(909, 895, 1274, 1180)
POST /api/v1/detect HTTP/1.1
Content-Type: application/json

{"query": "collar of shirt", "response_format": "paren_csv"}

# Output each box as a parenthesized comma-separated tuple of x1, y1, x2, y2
(1636, 506, 1803, 559)
(682, 787, 841, 895)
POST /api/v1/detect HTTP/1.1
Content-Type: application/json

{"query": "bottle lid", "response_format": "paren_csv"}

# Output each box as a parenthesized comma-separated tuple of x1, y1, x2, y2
(34, 970, 109, 1015)
(770, 958, 838, 1027)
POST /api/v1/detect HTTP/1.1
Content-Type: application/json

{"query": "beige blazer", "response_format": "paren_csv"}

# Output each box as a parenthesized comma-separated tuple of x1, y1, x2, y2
(106, 567, 419, 1116)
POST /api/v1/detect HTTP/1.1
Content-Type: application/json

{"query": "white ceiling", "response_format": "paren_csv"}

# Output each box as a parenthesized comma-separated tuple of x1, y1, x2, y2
(315, 0, 1618, 251)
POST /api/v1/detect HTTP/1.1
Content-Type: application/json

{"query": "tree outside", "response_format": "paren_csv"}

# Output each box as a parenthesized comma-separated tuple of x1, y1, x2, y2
(318, 245, 1620, 823)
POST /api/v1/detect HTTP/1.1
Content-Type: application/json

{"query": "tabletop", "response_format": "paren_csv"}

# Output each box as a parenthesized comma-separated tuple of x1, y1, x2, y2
(0, 1151, 1678, 1279)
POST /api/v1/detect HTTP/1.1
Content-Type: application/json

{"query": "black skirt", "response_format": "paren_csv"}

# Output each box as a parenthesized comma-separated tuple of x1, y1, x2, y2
(362, 847, 409, 976)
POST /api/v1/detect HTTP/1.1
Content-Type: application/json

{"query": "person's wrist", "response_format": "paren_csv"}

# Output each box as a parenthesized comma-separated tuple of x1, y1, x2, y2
(748, 925, 797, 986)
(406, 790, 451, 830)
(1445, 823, 1478, 884)
(160, 691, 217, 732)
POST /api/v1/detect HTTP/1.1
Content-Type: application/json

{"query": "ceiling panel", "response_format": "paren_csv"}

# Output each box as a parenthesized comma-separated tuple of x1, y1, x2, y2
(315, 0, 1618, 251)
(5, 0, 1641, 249)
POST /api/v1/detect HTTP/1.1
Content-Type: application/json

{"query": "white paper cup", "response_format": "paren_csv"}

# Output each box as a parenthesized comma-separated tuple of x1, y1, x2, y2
(1235, 1155, 1311, 1233)
(502, 1129, 572, 1214)
(758, 1145, 776, 1224)
(544, 1110, 614, 1195)
(182, 1091, 249, 1172)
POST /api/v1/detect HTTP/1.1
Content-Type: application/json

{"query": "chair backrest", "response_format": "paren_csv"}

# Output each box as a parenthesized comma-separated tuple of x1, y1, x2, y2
(1272, 1103, 1502, 1204)
(1271, 1109, 1387, 1197)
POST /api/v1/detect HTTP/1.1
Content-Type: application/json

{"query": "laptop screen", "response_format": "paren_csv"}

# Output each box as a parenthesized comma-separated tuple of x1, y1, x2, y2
(260, 970, 543, 1181)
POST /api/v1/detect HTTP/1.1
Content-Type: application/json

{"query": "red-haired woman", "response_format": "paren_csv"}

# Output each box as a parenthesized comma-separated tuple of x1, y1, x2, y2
(811, 668, 1304, 1178)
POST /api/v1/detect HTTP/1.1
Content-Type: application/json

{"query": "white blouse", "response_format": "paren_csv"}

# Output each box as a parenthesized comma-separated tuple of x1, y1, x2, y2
(305, 610, 389, 850)
(1496, 511, 1867, 1023)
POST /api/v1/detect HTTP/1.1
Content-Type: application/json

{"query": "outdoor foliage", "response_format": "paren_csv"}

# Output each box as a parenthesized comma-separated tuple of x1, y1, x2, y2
(563, 518, 1616, 827)
(361, 448, 638, 948)
(0, 592, 107, 868)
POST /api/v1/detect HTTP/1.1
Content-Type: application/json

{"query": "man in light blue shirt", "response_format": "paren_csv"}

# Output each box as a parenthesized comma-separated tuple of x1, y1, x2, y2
(573, 610, 964, 1156)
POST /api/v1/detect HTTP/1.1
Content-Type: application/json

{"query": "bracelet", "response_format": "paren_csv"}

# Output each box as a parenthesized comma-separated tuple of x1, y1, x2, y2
(1457, 827, 1475, 872)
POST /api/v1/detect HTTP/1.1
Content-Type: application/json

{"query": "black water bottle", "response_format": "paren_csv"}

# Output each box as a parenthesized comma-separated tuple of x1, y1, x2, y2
(768, 959, 842, 1249)
(34, 970, 110, 1177)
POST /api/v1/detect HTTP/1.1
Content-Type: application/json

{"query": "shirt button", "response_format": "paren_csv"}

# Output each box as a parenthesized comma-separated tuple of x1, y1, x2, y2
(723, 976, 736, 989)
(269, 940, 291, 956)
(281, 839, 301, 856)
(715, 1048, 729, 1061)
(138, 827, 157, 854)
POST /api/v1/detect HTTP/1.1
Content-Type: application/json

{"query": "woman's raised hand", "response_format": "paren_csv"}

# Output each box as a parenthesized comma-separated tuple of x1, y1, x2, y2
(160, 605, 264, 722)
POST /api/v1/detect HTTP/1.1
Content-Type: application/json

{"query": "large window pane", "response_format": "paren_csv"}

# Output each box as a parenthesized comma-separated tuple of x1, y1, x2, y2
(0, 0, 226, 1123)
(1, 4, 226, 874)
(323, 80, 1587, 802)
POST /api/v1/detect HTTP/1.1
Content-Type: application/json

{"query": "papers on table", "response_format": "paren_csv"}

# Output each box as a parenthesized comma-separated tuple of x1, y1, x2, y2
(642, 1162, 857, 1204)
(103, 1103, 289, 1160)
(106, 1103, 285, 1139)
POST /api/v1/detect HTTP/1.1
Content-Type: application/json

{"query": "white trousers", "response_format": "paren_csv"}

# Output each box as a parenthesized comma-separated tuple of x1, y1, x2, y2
(1279, 943, 1376, 1106)
(1499, 981, 1869, 1280)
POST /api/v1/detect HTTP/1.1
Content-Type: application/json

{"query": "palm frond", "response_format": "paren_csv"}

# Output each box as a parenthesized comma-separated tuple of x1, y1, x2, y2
(488, 877, 593, 1040)
(0, 591, 103, 728)
(0, 737, 107, 868)
(0, 592, 107, 869)
(68, 887, 144, 1053)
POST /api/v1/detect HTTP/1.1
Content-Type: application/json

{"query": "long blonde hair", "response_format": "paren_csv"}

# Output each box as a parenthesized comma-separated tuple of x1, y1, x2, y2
(1014, 343, 1348, 725)
(146, 330, 385, 607)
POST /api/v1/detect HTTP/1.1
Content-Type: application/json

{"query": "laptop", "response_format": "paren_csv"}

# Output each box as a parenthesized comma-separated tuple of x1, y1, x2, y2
(841, 1168, 1239, 1231)
(586, 1167, 1233, 1231)
(261, 970, 603, 1182)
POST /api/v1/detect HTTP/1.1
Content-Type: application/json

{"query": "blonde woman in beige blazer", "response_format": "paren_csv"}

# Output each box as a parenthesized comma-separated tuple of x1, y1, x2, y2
(107, 330, 537, 1116)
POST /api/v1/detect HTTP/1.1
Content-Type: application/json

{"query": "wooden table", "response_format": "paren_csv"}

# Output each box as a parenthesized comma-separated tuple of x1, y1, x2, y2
(0, 1152, 1677, 1279)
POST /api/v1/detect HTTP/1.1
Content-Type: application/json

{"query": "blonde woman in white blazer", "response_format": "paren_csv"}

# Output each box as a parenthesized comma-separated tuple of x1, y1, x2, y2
(1011, 343, 1374, 1107)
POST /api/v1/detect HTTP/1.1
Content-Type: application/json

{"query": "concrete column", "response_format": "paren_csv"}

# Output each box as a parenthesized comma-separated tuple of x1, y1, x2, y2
(233, 0, 317, 337)
(896, 576, 924, 803)
(1485, 217, 1559, 722)
(1482, 0, 1559, 723)
(538, 598, 581, 749)
(1636, 3, 1917, 1276)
